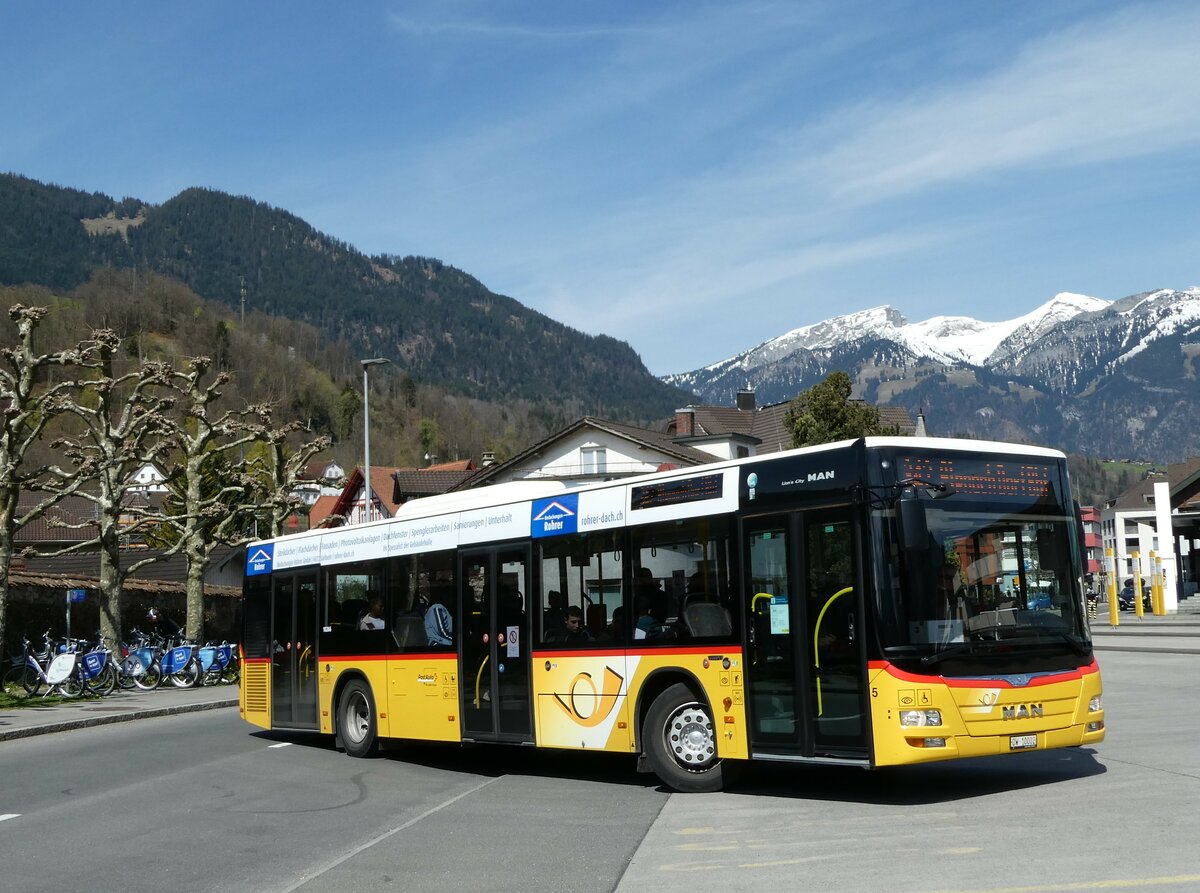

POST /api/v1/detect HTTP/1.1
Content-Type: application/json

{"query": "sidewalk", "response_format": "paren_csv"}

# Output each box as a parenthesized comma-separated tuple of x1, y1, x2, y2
(0, 683, 237, 742)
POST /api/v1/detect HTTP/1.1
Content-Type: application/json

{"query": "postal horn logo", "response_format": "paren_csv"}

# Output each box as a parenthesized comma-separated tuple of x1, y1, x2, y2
(532, 494, 579, 538)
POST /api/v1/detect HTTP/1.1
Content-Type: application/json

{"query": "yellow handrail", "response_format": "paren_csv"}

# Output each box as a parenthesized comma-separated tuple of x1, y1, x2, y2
(474, 655, 489, 709)
(813, 586, 853, 716)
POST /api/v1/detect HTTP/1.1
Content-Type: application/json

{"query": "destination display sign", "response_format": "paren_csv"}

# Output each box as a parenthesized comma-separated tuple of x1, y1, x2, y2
(631, 473, 723, 511)
(899, 455, 1058, 502)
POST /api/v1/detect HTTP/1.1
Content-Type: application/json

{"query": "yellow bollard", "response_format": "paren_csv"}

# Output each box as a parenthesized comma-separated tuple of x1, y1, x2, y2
(1132, 551, 1144, 619)
(1153, 553, 1165, 615)
(1106, 548, 1119, 628)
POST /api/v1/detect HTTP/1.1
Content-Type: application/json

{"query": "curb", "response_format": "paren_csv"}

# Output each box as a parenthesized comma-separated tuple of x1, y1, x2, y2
(0, 697, 238, 742)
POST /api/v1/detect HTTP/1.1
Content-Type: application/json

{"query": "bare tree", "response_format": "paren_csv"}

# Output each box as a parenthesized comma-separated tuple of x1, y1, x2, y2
(0, 305, 90, 662)
(31, 331, 178, 647)
(151, 357, 268, 642)
(247, 410, 332, 540)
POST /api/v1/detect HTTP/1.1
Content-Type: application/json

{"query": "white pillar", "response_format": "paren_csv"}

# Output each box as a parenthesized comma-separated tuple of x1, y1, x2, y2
(1153, 481, 1178, 612)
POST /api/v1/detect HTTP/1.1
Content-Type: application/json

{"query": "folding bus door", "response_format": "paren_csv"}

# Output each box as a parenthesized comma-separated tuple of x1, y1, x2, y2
(270, 572, 319, 729)
(459, 545, 534, 743)
(744, 506, 869, 759)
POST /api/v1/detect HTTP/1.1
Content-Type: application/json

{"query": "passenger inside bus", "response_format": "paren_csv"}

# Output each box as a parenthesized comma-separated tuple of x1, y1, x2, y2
(358, 594, 385, 630)
(560, 606, 591, 642)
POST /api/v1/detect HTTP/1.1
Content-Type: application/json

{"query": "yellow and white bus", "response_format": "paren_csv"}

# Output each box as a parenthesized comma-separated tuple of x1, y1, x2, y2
(239, 436, 1104, 792)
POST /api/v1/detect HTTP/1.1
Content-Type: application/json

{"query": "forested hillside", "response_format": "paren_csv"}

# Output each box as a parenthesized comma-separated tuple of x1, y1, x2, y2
(0, 174, 688, 422)
(0, 269, 559, 472)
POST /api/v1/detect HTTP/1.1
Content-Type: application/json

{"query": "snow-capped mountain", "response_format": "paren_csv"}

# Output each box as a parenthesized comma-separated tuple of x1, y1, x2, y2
(663, 288, 1200, 461)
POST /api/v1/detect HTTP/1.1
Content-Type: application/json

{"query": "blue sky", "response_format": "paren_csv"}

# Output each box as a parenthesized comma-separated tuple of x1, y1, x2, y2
(3, 1, 1198, 376)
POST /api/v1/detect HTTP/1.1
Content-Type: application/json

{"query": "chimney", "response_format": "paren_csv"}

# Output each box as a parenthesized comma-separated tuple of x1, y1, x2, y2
(736, 388, 756, 412)
(675, 408, 694, 437)
(481, 451, 496, 467)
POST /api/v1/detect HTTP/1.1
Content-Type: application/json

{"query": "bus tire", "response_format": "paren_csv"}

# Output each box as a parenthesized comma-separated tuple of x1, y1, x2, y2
(643, 683, 730, 793)
(339, 678, 379, 758)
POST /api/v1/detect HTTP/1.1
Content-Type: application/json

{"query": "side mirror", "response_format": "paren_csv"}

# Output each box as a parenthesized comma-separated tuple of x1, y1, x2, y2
(898, 495, 929, 553)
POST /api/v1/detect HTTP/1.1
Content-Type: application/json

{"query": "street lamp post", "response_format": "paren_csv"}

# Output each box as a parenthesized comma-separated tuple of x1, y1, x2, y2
(361, 357, 390, 523)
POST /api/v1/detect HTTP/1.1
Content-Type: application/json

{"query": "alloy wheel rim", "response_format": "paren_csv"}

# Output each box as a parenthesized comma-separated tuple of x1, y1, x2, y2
(664, 702, 716, 771)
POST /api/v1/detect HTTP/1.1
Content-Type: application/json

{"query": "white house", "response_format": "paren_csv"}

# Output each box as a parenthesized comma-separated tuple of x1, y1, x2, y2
(462, 417, 718, 489)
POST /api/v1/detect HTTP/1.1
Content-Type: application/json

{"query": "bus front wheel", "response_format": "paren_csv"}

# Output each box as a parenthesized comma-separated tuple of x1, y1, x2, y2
(643, 683, 731, 793)
(339, 679, 379, 757)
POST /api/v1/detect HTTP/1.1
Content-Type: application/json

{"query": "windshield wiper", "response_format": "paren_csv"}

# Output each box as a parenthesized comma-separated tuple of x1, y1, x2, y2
(1038, 628, 1090, 656)
(920, 640, 992, 665)
(919, 628, 1089, 665)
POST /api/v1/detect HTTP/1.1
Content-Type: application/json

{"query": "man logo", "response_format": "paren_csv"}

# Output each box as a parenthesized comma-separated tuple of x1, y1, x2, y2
(1002, 703, 1044, 720)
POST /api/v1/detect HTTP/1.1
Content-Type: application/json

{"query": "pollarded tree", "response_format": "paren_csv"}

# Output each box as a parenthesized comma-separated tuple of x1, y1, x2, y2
(0, 305, 93, 663)
(30, 331, 179, 647)
(151, 357, 270, 642)
(245, 410, 332, 540)
(785, 371, 898, 448)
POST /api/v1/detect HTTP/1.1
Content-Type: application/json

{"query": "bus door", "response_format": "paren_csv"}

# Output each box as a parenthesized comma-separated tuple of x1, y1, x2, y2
(271, 572, 319, 729)
(459, 545, 534, 743)
(744, 506, 868, 758)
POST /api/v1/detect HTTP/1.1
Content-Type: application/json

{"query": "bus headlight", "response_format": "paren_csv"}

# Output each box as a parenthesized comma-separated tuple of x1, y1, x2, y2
(900, 709, 942, 727)
(1089, 695, 1102, 713)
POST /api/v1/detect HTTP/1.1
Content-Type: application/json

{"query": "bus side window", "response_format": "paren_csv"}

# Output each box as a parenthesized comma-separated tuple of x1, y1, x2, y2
(419, 550, 457, 650)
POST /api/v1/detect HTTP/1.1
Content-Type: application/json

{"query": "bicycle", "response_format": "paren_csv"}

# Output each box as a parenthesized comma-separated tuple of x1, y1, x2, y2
(2, 633, 86, 699)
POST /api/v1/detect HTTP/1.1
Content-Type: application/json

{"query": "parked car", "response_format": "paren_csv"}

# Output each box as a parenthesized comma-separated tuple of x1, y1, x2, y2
(1119, 580, 1151, 612)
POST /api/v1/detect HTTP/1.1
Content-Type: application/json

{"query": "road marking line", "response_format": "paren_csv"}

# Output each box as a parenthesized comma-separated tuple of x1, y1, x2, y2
(0, 814, 20, 822)
(922, 876, 1200, 893)
(268, 742, 293, 749)
(275, 776, 499, 893)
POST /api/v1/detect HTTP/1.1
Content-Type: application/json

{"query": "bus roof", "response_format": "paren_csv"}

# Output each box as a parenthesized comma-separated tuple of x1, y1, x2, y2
(247, 435, 1066, 555)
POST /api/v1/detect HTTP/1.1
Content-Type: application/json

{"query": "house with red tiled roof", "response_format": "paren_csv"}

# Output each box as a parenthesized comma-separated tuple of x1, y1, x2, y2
(326, 466, 404, 525)
(292, 458, 346, 507)
(306, 493, 340, 530)
(315, 461, 479, 526)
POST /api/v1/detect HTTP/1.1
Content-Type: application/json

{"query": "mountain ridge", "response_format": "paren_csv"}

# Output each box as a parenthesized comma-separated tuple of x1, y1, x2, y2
(665, 288, 1200, 461)
(0, 174, 689, 424)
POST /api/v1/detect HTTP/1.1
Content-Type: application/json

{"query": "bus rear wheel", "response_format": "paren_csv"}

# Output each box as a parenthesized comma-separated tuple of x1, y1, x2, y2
(644, 683, 731, 793)
(339, 679, 379, 758)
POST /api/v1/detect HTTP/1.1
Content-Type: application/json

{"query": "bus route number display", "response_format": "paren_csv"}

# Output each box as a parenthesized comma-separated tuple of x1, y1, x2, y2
(900, 456, 1055, 501)
(631, 473, 723, 511)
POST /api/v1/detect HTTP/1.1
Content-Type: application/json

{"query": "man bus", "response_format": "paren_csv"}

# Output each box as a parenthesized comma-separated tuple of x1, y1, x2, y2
(240, 436, 1103, 792)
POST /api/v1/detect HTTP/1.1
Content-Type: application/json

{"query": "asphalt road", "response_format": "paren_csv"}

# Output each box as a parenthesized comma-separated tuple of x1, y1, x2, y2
(1, 649, 1197, 893)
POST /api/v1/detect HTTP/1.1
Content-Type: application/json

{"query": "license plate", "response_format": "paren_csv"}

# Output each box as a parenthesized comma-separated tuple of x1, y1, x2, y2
(1010, 734, 1037, 750)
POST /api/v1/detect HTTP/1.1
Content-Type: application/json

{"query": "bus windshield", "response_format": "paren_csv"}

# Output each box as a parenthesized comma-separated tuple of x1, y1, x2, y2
(876, 502, 1091, 671)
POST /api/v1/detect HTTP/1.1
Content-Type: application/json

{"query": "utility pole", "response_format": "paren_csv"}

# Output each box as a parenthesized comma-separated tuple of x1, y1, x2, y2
(361, 358, 390, 523)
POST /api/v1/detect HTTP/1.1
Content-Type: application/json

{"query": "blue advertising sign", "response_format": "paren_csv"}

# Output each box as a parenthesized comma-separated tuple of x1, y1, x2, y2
(245, 543, 275, 576)
(68, 588, 87, 602)
(531, 493, 579, 538)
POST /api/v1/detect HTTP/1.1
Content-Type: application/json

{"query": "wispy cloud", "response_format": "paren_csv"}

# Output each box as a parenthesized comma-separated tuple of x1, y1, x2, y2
(814, 4, 1200, 203)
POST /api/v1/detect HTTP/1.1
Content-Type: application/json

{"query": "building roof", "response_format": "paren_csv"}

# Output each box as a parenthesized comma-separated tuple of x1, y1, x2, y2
(671, 396, 916, 455)
(328, 466, 404, 520)
(459, 417, 717, 489)
(16, 545, 241, 589)
(308, 493, 340, 529)
(1168, 457, 1200, 511)
(8, 570, 240, 599)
